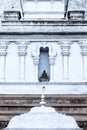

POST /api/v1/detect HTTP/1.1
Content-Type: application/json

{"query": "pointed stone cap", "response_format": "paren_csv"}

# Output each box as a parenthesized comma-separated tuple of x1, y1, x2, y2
(40, 86, 46, 107)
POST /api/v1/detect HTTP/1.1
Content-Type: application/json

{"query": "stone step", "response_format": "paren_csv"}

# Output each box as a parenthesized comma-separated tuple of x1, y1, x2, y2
(0, 110, 87, 114)
(0, 104, 86, 107)
(0, 94, 87, 98)
(0, 111, 25, 115)
(0, 94, 87, 129)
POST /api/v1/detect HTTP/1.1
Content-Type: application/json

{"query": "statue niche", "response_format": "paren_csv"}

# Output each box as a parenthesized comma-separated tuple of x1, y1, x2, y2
(39, 70, 49, 82)
(38, 47, 50, 82)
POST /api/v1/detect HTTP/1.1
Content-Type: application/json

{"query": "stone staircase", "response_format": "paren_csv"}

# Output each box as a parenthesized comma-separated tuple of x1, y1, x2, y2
(0, 94, 87, 130)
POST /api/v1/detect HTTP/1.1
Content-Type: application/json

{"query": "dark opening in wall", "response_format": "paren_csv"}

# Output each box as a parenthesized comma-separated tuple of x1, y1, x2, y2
(38, 47, 50, 82)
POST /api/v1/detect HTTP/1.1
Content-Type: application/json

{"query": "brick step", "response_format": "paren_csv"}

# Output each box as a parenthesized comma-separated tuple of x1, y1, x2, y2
(59, 112, 87, 116)
(0, 103, 87, 107)
(0, 110, 86, 116)
(0, 111, 25, 115)
(0, 94, 87, 100)
(52, 104, 87, 107)
(0, 94, 87, 129)
(0, 103, 34, 106)
(0, 111, 87, 116)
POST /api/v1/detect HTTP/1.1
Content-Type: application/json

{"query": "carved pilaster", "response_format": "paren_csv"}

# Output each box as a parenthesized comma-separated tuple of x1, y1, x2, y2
(18, 45, 27, 56)
(0, 42, 8, 82)
(61, 45, 70, 56)
(80, 44, 87, 56)
(32, 50, 39, 82)
(80, 43, 87, 81)
(18, 43, 27, 82)
(61, 43, 71, 82)
(49, 51, 57, 82)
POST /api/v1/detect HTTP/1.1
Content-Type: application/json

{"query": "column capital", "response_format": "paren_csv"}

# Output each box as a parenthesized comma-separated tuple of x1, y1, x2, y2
(18, 44, 28, 56)
(49, 51, 57, 65)
(80, 43, 87, 56)
(32, 50, 39, 65)
(49, 57, 55, 65)
(61, 44, 70, 56)
(33, 57, 40, 65)
(15, 41, 31, 45)
(0, 43, 8, 56)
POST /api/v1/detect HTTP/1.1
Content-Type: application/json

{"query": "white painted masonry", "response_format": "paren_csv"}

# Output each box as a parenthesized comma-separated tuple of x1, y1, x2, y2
(0, 0, 87, 94)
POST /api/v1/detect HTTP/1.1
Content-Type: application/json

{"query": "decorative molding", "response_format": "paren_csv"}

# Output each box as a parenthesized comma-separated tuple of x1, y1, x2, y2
(80, 43, 87, 56)
(18, 45, 27, 56)
(32, 42, 57, 82)
(49, 51, 57, 65)
(0, 42, 8, 81)
(0, 42, 8, 56)
(61, 45, 70, 56)
(18, 43, 28, 82)
(14, 41, 31, 45)
(18, 42, 28, 56)
(31, 50, 40, 65)
(0, 45, 8, 56)
(31, 50, 39, 82)
(79, 42, 87, 81)
(60, 42, 71, 82)
(37, 42, 52, 55)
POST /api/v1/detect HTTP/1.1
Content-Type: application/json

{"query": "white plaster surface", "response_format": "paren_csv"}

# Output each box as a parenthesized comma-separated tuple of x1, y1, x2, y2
(0, 42, 86, 94)
(0, 83, 87, 94)
(6, 104, 80, 129)
(0, 0, 86, 96)
(2, 43, 84, 82)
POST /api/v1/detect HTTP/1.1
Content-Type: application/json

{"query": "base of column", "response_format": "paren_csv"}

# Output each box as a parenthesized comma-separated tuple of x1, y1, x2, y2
(33, 77, 39, 82)
(34, 80, 39, 82)
(63, 78, 69, 82)
(50, 79, 54, 82)
(19, 79, 26, 82)
(83, 78, 87, 82)
(0, 78, 5, 82)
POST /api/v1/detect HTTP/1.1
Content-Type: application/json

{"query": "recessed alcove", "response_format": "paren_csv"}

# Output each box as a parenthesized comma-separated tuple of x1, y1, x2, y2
(38, 47, 50, 82)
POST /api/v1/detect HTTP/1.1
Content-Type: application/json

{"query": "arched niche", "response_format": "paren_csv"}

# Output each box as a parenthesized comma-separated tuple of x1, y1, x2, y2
(38, 47, 50, 82)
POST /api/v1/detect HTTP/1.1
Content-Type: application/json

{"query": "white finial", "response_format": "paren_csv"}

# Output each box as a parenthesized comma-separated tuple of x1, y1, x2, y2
(40, 86, 46, 107)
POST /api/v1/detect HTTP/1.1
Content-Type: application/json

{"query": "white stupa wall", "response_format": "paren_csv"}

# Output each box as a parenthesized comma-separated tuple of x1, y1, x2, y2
(1, 41, 84, 83)
(69, 43, 83, 82)
(6, 43, 19, 82)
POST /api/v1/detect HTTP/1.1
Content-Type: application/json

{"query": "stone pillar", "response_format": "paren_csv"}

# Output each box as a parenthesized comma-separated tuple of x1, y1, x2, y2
(0, 42, 8, 81)
(32, 51, 39, 82)
(80, 44, 87, 81)
(61, 44, 70, 82)
(49, 51, 56, 82)
(18, 44, 27, 82)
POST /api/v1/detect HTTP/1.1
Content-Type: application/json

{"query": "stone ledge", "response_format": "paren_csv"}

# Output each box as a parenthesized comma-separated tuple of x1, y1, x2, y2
(4, 11, 21, 21)
(0, 94, 87, 98)
(0, 104, 87, 107)
(2, 19, 87, 26)
(68, 11, 85, 20)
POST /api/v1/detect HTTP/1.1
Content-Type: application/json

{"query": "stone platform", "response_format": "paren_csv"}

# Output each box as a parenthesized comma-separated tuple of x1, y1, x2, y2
(0, 94, 87, 130)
